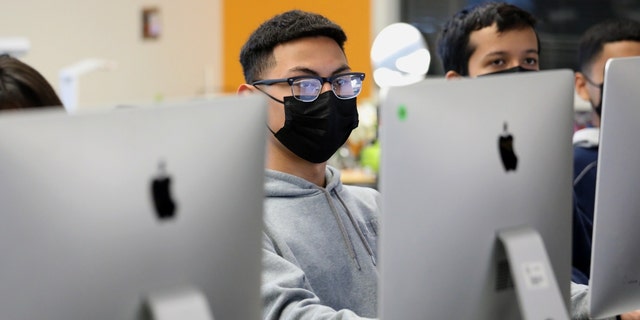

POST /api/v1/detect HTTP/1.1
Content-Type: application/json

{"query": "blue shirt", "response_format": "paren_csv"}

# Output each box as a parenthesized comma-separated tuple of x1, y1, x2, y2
(572, 144, 598, 284)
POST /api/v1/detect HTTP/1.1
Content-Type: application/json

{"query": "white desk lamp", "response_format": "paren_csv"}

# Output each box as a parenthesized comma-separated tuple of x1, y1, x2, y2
(59, 58, 117, 113)
(0, 37, 30, 57)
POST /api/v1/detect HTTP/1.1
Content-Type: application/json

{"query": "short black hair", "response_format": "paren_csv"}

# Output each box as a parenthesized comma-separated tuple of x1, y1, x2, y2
(239, 10, 347, 83)
(437, 2, 538, 76)
(577, 18, 640, 74)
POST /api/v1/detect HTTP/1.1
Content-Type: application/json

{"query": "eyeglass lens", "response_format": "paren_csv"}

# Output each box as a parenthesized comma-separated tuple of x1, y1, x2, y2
(291, 74, 363, 102)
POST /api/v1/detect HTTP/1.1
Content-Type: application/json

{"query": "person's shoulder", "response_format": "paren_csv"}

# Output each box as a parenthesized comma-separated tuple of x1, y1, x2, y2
(573, 144, 599, 165)
(342, 184, 381, 212)
(573, 127, 599, 148)
(573, 127, 599, 167)
(343, 184, 380, 198)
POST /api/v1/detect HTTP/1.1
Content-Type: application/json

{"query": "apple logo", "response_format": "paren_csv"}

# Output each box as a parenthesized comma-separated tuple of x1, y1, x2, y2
(498, 122, 518, 172)
(151, 160, 177, 220)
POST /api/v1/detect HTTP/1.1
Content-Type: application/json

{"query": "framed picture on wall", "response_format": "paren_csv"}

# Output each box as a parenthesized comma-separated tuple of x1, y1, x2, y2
(142, 7, 162, 40)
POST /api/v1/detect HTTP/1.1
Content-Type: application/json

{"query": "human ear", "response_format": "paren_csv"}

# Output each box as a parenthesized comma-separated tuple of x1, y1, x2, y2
(574, 72, 591, 102)
(445, 70, 463, 80)
(237, 83, 256, 96)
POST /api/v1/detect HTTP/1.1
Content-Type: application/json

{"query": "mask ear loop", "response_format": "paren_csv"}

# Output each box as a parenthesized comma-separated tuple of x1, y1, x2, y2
(581, 73, 604, 117)
(252, 84, 285, 104)
(250, 85, 285, 136)
(266, 124, 277, 135)
(250, 84, 286, 134)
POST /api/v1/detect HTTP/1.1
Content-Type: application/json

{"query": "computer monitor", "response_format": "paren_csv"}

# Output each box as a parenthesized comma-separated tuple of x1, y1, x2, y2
(590, 56, 640, 319)
(378, 70, 575, 319)
(0, 95, 267, 320)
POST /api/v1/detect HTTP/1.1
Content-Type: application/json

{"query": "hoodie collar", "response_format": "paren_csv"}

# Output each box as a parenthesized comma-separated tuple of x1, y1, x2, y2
(573, 127, 599, 148)
(264, 166, 343, 197)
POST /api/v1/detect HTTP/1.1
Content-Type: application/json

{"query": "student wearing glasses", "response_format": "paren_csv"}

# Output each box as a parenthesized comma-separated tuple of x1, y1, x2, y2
(237, 10, 380, 320)
(437, 3, 640, 320)
(571, 18, 640, 320)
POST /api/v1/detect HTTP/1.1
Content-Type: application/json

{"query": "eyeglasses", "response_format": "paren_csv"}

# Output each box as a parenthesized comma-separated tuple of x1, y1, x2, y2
(582, 73, 604, 89)
(251, 72, 365, 102)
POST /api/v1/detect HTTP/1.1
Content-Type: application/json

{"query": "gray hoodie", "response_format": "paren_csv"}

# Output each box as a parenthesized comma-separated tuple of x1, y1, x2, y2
(262, 166, 380, 320)
(571, 282, 619, 320)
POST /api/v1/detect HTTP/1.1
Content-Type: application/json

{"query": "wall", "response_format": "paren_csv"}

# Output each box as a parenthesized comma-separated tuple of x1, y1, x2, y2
(2, 1, 399, 107)
(1, 0, 222, 108)
(222, 1, 373, 98)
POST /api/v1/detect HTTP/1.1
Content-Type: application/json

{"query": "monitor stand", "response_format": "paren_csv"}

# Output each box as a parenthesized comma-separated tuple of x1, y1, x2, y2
(144, 286, 215, 320)
(497, 226, 569, 320)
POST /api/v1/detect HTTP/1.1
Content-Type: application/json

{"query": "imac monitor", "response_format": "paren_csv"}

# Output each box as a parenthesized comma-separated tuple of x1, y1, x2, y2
(590, 56, 640, 319)
(0, 95, 267, 320)
(379, 70, 575, 319)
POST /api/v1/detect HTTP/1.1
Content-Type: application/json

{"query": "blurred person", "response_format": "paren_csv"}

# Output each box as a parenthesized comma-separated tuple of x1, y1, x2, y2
(571, 18, 640, 320)
(0, 54, 63, 110)
(439, 5, 640, 319)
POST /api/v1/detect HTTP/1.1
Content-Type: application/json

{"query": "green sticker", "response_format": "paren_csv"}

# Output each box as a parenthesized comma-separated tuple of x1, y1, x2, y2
(397, 105, 408, 121)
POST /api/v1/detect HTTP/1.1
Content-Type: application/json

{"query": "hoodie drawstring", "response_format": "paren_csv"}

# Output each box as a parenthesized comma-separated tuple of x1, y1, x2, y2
(321, 189, 362, 270)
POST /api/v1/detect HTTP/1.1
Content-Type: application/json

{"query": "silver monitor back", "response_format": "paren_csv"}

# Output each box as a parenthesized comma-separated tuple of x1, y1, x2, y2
(590, 56, 640, 319)
(379, 70, 575, 319)
(0, 95, 267, 320)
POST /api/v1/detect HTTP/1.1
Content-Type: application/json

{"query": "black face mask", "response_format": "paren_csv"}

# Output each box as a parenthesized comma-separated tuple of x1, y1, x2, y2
(270, 91, 359, 163)
(591, 83, 604, 118)
(479, 65, 536, 76)
(582, 73, 605, 117)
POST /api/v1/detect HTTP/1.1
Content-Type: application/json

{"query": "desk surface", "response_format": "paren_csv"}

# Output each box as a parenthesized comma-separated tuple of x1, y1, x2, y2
(340, 168, 377, 187)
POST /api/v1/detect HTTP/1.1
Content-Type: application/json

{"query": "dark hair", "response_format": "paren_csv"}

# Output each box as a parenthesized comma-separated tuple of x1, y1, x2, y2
(577, 19, 640, 74)
(437, 2, 539, 76)
(239, 10, 347, 83)
(0, 55, 63, 110)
